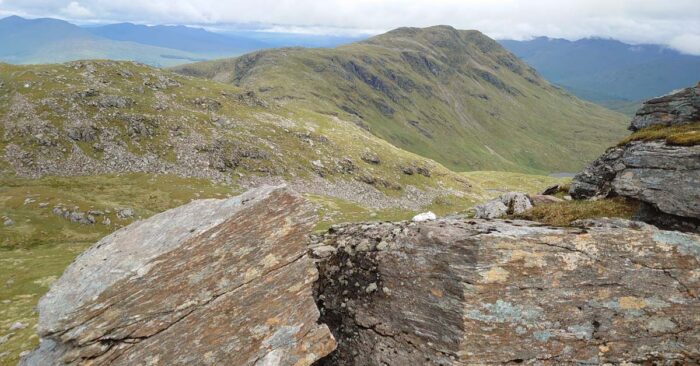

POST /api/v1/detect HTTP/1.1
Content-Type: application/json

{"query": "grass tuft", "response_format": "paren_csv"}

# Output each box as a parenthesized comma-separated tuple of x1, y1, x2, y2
(513, 197, 640, 227)
(619, 122, 700, 147)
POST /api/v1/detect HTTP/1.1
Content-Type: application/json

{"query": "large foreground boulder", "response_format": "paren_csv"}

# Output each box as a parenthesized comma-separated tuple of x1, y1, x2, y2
(311, 219, 700, 365)
(21, 186, 335, 365)
(22, 187, 700, 365)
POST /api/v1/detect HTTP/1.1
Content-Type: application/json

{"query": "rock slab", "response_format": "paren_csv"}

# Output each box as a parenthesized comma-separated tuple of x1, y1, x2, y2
(630, 83, 700, 131)
(312, 219, 700, 365)
(21, 186, 335, 365)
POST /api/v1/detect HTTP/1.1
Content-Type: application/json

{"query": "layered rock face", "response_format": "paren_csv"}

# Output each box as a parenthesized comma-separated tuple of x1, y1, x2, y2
(311, 219, 700, 365)
(630, 83, 700, 131)
(570, 84, 700, 231)
(22, 187, 700, 365)
(21, 186, 335, 365)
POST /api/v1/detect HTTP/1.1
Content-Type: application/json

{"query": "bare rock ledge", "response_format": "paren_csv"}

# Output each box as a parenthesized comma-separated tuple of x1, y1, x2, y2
(21, 188, 700, 365)
(21, 186, 335, 365)
(311, 219, 700, 365)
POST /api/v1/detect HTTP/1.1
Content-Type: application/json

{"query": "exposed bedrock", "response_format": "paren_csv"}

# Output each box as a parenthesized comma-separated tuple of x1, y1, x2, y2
(570, 83, 700, 231)
(21, 186, 335, 365)
(21, 188, 700, 365)
(310, 219, 700, 365)
(630, 83, 700, 131)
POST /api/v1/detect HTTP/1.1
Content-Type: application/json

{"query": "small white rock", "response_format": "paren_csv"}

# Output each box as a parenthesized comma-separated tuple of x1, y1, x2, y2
(365, 282, 378, 293)
(9, 322, 27, 331)
(412, 211, 437, 222)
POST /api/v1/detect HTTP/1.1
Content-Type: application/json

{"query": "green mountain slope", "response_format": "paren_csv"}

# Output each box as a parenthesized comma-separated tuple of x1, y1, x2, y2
(0, 60, 499, 214)
(173, 26, 628, 173)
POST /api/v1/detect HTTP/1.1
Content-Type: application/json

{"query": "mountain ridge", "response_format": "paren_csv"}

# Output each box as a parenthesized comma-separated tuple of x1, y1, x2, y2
(174, 26, 628, 173)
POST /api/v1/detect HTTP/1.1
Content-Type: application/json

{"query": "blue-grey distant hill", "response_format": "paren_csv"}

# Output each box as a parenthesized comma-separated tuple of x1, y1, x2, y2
(0, 16, 362, 67)
(0, 15, 210, 66)
(87, 23, 269, 55)
(499, 37, 700, 114)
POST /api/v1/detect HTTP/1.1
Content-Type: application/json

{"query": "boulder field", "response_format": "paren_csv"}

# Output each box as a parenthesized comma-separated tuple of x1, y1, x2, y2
(21, 187, 700, 365)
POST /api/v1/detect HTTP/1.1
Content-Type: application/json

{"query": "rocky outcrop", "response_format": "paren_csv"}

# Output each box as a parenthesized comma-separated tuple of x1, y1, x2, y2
(570, 84, 700, 231)
(21, 186, 335, 365)
(22, 187, 700, 365)
(630, 83, 700, 131)
(311, 219, 700, 365)
(474, 192, 533, 219)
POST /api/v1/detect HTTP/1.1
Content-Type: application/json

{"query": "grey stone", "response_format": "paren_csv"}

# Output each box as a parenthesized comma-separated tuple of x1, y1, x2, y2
(21, 186, 335, 366)
(474, 192, 533, 219)
(499, 192, 533, 214)
(474, 200, 508, 219)
(116, 207, 134, 219)
(312, 219, 700, 365)
(630, 84, 700, 131)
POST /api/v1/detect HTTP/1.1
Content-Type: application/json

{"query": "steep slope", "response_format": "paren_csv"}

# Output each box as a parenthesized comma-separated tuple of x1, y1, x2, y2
(500, 37, 700, 114)
(174, 26, 628, 173)
(0, 16, 205, 66)
(0, 60, 499, 215)
(88, 23, 268, 55)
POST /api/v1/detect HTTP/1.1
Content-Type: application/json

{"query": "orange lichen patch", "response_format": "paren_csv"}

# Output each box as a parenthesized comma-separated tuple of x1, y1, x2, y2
(618, 296, 647, 310)
(431, 288, 444, 298)
(509, 249, 547, 268)
(480, 267, 510, 283)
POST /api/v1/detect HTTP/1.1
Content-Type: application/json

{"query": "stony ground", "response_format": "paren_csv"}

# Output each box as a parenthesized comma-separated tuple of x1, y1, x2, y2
(0, 171, 564, 365)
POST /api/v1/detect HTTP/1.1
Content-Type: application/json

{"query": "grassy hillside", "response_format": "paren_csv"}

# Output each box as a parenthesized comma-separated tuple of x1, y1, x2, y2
(0, 60, 486, 208)
(174, 26, 628, 173)
(0, 61, 570, 365)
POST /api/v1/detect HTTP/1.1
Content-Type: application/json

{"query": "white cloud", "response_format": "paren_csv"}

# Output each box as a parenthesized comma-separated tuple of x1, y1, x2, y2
(669, 34, 700, 56)
(60, 1, 93, 18)
(2, 0, 700, 55)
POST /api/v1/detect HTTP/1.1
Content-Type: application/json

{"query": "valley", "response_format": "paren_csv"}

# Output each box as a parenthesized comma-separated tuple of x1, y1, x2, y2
(0, 18, 697, 365)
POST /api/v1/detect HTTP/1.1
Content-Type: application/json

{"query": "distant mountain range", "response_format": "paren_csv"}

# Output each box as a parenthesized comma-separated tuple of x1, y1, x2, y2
(499, 37, 700, 114)
(3, 15, 697, 117)
(0, 16, 361, 67)
(0, 16, 207, 66)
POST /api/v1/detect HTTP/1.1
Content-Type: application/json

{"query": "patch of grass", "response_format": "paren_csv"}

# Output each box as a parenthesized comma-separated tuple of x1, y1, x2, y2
(461, 171, 569, 200)
(619, 122, 700, 147)
(0, 173, 238, 364)
(513, 197, 640, 227)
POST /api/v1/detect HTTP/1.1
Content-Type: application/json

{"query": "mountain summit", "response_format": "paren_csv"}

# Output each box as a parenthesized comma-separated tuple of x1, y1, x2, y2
(174, 26, 627, 173)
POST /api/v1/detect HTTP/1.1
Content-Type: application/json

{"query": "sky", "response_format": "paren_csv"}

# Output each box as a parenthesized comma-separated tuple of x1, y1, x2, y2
(2, 0, 700, 55)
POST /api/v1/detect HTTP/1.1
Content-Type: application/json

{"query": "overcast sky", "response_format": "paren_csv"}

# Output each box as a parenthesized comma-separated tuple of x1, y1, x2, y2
(2, 0, 700, 54)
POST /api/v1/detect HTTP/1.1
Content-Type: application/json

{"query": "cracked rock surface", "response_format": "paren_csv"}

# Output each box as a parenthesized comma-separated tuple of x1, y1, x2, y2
(570, 84, 700, 231)
(20, 187, 700, 365)
(310, 219, 700, 365)
(20, 186, 335, 365)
